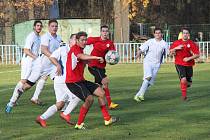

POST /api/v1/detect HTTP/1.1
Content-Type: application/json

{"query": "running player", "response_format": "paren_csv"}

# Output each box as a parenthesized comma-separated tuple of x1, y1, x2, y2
(170, 28, 200, 101)
(87, 25, 119, 109)
(134, 28, 169, 102)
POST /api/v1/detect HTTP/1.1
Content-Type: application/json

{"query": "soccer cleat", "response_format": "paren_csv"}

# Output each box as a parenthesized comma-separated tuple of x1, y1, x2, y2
(181, 96, 188, 101)
(134, 96, 141, 102)
(75, 123, 86, 130)
(138, 95, 144, 101)
(104, 117, 119, 126)
(31, 99, 44, 106)
(60, 112, 70, 123)
(109, 102, 119, 109)
(36, 116, 47, 128)
(5, 103, 13, 113)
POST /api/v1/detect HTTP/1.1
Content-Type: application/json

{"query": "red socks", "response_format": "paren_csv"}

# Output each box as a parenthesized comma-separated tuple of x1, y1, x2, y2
(104, 87, 112, 106)
(180, 82, 187, 97)
(100, 105, 111, 121)
(77, 106, 89, 125)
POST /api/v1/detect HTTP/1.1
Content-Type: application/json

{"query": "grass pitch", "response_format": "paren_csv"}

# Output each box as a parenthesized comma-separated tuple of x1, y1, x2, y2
(0, 63, 210, 140)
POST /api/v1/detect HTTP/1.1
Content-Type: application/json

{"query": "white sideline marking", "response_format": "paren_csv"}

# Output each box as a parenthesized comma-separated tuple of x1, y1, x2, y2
(0, 88, 13, 92)
(0, 70, 20, 74)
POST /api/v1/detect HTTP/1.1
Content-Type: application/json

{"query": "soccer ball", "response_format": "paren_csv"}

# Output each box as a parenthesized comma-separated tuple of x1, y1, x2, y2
(105, 50, 120, 65)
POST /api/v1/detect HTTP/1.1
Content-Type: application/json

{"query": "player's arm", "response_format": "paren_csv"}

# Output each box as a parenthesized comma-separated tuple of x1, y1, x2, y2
(169, 42, 183, 56)
(183, 54, 200, 62)
(49, 49, 62, 75)
(135, 40, 149, 59)
(135, 49, 143, 59)
(77, 53, 104, 63)
(183, 42, 200, 62)
(41, 45, 52, 57)
(24, 48, 37, 60)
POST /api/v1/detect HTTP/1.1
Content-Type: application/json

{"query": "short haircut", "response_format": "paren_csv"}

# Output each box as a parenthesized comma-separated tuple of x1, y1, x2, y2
(33, 20, 42, 26)
(100, 25, 109, 31)
(48, 19, 58, 26)
(70, 33, 76, 39)
(154, 28, 162, 33)
(76, 31, 87, 39)
(181, 27, 190, 33)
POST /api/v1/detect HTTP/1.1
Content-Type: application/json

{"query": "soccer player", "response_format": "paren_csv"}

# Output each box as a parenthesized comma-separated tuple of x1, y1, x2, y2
(170, 28, 200, 101)
(5, 20, 42, 112)
(86, 25, 119, 109)
(5, 19, 62, 113)
(134, 28, 169, 102)
(65, 31, 117, 130)
(30, 19, 62, 105)
(36, 34, 81, 127)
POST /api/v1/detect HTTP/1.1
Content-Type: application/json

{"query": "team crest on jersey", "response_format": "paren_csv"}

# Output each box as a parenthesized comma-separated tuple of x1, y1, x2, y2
(187, 44, 190, 48)
(106, 44, 110, 48)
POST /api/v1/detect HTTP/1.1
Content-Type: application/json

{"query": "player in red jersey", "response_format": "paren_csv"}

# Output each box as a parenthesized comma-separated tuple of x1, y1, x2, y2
(86, 25, 119, 109)
(65, 31, 118, 129)
(170, 28, 200, 101)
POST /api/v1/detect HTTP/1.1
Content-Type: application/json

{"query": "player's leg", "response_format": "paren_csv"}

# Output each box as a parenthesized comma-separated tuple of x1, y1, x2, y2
(175, 65, 188, 100)
(186, 66, 193, 88)
(134, 63, 152, 102)
(86, 80, 118, 126)
(31, 76, 48, 105)
(36, 83, 67, 127)
(66, 82, 94, 130)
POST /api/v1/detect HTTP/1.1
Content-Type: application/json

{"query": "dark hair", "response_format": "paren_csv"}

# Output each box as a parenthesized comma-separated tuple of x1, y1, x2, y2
(76, 31, 87, 39)
(100, 25, 109, 31)
(181, 27, 190, 33)
(70, 33, 76, 39)
(154, 28, 162, 33)
(33, 20, 42, 26)
(48, 19, 58, 26)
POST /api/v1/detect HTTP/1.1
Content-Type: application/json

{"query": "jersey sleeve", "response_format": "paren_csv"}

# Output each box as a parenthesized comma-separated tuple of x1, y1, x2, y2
(190, 41, 200, 55)
(169, 41, 179, 50)
(50, 48, 61, 60)
(24, 33, 34, 49)
(41, 34, 49, 47)
(139, 40, 150, 53)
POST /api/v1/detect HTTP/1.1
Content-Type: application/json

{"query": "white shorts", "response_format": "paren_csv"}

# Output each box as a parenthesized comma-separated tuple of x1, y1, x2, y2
(27, 57, 42, 83)
(54, 82, 77, 103)
(143, 63, 160, 85)
(21, 57, 33, 80)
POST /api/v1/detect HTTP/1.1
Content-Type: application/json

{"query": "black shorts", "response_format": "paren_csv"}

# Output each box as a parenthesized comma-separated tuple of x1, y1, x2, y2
(175, 64, 193, 82)
(88, 67, 107, 85)
(66, 80, 99, 102)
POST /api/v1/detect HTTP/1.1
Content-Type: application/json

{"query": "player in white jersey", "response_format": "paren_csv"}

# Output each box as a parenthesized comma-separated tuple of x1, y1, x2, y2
(134, 28, 169, 102)
(5, 20, 43, 113)
(36, 34, 81, 127)
(30, 19, 62, 104)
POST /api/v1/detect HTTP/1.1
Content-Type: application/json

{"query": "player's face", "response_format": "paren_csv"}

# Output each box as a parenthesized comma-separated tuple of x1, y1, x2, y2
(77, 36, 87, 48)
(69, 35, 76, 47)
(48, 22, 58, 35)
(101, 27, 109, 40)
(182, 30, 190, 41)
(34, 23, 42, 34)
(154, 30, 162, 40)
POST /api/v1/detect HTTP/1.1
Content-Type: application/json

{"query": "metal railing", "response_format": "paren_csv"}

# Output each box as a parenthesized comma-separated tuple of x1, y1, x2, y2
(0, 42, 209, 64)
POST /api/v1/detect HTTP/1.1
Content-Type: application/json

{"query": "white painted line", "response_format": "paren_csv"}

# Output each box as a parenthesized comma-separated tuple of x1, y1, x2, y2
(0, 70, 20, 74)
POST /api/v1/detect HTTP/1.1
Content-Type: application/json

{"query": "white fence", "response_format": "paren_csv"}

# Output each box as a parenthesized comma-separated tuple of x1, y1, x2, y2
(0, 42, 209, 64)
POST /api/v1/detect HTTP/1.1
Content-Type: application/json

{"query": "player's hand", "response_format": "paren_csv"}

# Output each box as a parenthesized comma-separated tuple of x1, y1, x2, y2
(183, 57, 191, 62)
(176, 45, 183, 50)
(98, 57, 104, 63)
(56, 64, 62, 76)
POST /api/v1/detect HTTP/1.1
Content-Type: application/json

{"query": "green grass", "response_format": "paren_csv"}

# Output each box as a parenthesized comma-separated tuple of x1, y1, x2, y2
(0, 63, 210, 140)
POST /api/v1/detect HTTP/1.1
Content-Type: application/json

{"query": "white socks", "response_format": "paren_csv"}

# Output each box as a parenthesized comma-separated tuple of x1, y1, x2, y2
(40, 105, 57, 120)
(9, 81, 23, 106)
(136, 79, 150, 97)
(31, 78, 46, 101)
(63, 97, 80, 115)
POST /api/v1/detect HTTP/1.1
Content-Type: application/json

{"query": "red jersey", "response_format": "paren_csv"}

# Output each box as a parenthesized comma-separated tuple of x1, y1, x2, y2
(87, 37, 115, 68)
(65, 44, 85, 83)
(170, 39, 199, 66)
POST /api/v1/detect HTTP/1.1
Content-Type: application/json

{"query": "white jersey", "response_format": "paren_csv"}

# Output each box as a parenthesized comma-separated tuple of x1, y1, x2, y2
(40, 32, 62, 72)
(140, 38, 169, 65)
(23, 31, 41, 58)
(50, 45, 69, 84)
